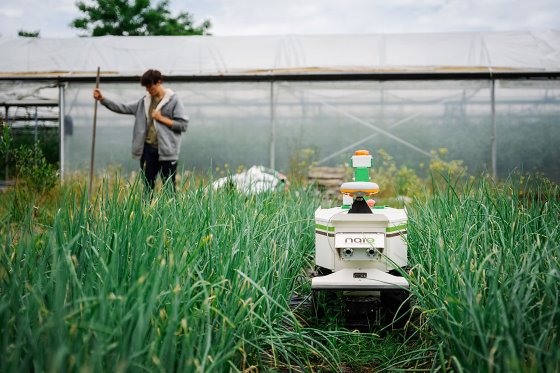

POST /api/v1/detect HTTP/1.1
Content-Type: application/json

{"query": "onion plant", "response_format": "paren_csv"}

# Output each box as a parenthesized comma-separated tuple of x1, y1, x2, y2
(2, 171, 557, 372)
(1, 175, 343, 372)
(406, 175, 560, 372)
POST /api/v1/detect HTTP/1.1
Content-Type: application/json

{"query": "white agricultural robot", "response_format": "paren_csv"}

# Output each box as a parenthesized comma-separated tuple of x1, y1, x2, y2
(311, 150, 410, 328)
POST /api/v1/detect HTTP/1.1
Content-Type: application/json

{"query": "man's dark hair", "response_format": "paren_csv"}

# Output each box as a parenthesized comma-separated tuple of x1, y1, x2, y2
(141, 69, 163, 86)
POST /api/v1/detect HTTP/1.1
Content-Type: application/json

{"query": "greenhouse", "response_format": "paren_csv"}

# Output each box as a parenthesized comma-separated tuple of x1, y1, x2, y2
(1, 30, 559, 181)
(2, 29, 560, 373)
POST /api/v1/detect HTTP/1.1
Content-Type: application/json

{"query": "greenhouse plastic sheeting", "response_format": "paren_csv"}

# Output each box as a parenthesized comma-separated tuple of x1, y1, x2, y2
(1, 31, 559, 182)
(58, 79, 560, 182)
(1, 30, 559, 77)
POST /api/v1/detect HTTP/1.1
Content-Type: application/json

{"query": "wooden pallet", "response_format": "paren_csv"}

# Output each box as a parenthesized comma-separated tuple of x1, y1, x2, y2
(0, 179, 16, 192)
(308, 166, 347, 197)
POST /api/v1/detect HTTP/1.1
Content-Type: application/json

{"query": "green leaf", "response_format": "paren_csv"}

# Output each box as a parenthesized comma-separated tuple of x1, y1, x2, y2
(70, 0, 211, 36)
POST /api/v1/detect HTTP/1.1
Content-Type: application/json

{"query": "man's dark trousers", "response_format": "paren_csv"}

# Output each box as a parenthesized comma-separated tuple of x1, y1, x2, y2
(140, 143, 177, 192)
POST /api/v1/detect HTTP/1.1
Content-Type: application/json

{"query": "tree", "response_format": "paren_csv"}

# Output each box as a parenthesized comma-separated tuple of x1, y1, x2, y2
(71, 0, 211, 36)
(18, 30, 40, 37)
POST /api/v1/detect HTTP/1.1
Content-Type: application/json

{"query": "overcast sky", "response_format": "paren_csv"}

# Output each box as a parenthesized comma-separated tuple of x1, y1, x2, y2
(1, 0, 559, 38)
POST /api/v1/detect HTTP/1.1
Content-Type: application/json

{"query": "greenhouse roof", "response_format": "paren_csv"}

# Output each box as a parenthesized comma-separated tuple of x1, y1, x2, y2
(0, 30, 559, 79)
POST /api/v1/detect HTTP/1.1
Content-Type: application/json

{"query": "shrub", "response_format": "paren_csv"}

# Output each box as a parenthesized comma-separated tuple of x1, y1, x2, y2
(14, 142, 58, 193)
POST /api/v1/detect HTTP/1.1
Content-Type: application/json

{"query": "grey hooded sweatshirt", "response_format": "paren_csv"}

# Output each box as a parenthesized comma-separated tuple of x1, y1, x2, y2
(101, 88, 189, 161)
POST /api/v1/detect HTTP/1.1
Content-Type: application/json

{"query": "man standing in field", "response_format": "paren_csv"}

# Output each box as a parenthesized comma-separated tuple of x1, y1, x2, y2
(93, 69, 189, 192)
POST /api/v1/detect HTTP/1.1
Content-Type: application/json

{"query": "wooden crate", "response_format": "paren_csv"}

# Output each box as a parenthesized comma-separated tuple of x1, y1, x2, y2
(308, 166, 347, 197)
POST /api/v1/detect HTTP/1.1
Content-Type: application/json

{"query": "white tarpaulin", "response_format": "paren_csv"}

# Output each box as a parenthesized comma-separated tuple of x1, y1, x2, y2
(212, 166, 288, 194)
(0, 30, 559, 77)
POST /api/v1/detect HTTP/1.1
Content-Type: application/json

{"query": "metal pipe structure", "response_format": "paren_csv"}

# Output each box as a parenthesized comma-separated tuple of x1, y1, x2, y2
(491, 79, 497, 180)
(59, 84, 65, 180)
(2, 71, 557, 83)
(269, 81, 276, 170)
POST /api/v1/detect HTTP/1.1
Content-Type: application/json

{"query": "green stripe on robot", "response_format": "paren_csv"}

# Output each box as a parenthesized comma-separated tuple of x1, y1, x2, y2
(315, 224, 335, 232)
(316, 224, 406, 233)
(386, 224, 407, 233)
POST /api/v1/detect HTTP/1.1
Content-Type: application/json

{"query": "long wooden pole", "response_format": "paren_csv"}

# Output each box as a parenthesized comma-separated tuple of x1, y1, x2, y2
(88, 67, 100, 202)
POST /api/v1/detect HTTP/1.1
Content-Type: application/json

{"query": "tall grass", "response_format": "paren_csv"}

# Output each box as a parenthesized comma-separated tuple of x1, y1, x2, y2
(2, 172, 558, 372)
(1, 175, 344, 372)
(407, 176, 560, 372)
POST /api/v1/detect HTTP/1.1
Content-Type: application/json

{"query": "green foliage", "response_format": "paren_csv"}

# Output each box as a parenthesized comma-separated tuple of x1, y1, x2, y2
(427, 147, 470, 184)
(373, 148, 424, 199)
(288, 147, 317, 185)
(71, 0, 211, 36)
(1, 124, 59, 181)
(0, 173, 440, 371)
(1, 125, 58, 192)
(2, 169, 558, 371)
(17, 29, 40, 37)
(369, 147, 475, 205)
(407, 176, 560, 372)
(1, 124, 58, 192)
(0, 177, 341, 371)
(0, 124, 12, 161)
(0, 124, 14, 181)
(14, 143, 59, 193)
